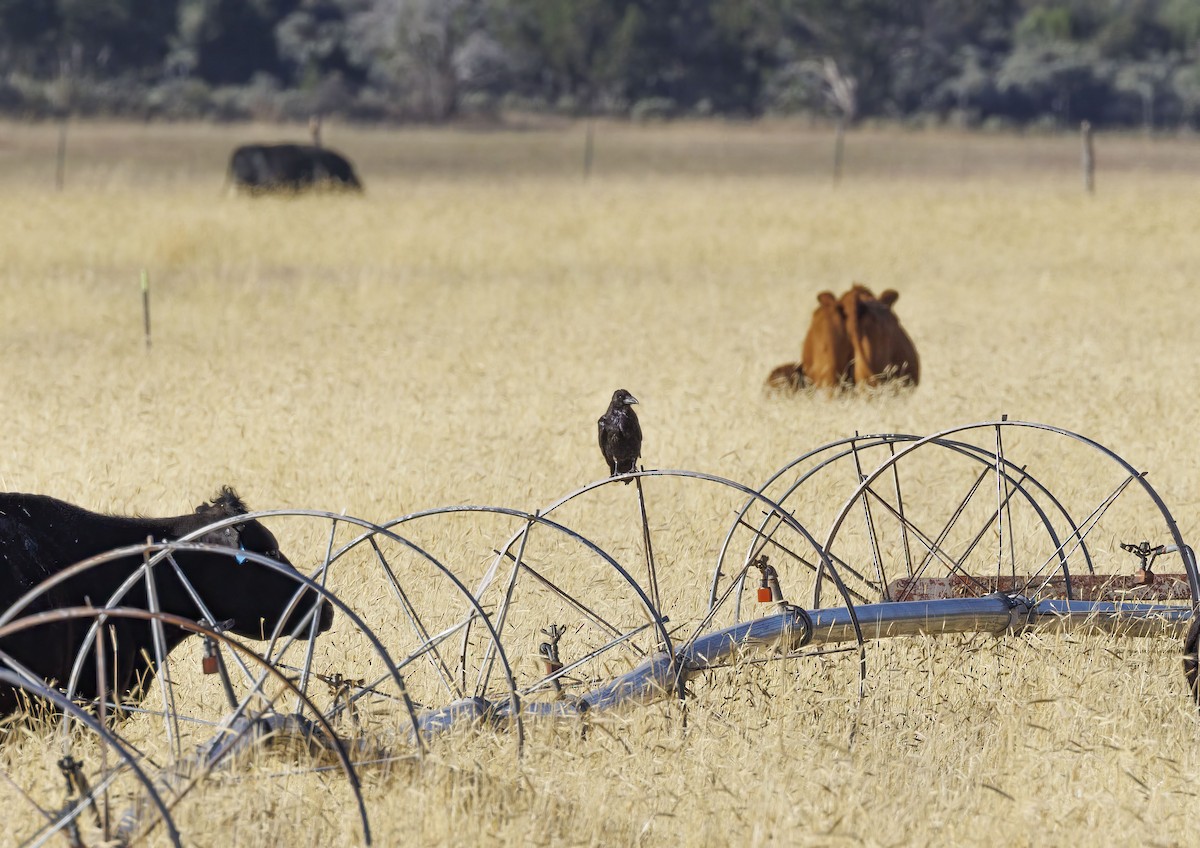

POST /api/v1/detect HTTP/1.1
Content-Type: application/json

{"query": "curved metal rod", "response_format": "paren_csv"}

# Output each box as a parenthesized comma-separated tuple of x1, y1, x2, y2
(0, 510, 525, 756)
(713, 431, 1093, 614)
(0, 606, 371, 845)
(239, 509, 527, 750)
(818, 421, 1198, 609)
(0, 537, 423, 760)
(850, 460, 1069, 602)
(335, 504, 676, 706)
(0, 670, 181, 847)
(460, 469, 864, 693)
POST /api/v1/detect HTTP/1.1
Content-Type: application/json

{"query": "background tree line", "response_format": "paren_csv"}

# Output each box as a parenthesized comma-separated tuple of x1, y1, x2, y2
(2, 0, 1200, 129)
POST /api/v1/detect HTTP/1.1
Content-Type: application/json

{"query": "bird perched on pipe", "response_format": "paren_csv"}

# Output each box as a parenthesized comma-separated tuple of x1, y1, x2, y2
(598, 389, 642, 482)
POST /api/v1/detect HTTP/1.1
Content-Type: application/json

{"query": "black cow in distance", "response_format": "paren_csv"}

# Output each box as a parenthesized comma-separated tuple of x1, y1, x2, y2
(0, 487, 333, 715)
(229, 143, 362, 193)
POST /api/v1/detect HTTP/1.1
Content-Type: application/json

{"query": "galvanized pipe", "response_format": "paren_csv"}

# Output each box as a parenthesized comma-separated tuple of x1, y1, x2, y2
(448, 595, 1191, 738)
(806, 595, 1191, 645)
(1025, 599, 1192, 637)
(807, 595, 1024, 644)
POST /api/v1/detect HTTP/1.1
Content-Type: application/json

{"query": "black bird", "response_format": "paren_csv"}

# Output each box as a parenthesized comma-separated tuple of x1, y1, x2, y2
(598, 389, 642, 481)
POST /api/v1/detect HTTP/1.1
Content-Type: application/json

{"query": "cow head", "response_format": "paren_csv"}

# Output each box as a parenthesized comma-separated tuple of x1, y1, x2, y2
(839, 284, 919, 387)
(800, 290, 854, 388)
(184, 487, 334, 640)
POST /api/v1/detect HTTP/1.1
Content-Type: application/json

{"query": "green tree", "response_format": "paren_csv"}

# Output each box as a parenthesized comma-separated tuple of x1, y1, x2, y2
(499, 0, 643, 111)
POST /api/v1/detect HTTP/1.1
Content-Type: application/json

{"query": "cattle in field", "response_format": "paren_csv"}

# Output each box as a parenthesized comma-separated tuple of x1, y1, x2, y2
(801, 290, 854, 389)
(0, 487, 332, 714)
(229, 143, 362, 193)
(839, 284, 920, 387)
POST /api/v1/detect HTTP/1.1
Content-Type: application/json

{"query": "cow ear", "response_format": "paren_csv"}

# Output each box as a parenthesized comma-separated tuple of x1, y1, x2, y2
(880, 289, 899, 306)
(817, 291, 836, 306)
(210, 486, 249, 517)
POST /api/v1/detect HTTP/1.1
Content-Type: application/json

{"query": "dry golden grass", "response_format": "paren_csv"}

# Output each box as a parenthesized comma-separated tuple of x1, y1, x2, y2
(2, 118, 1200, 846)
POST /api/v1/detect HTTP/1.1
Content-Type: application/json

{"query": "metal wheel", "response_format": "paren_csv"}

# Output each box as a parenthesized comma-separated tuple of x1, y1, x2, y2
(0, 607, 368, 846)
(373, 501, 679, 724)
(716, 420, 1198, 611)
(815, 421, 1198, 608)
(425, 471, 858, 718)
(260, 510, 524, 748)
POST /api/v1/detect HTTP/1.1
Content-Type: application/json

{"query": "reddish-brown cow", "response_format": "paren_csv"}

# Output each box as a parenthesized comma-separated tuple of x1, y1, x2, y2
(800, 290, 854, 389)
(839, 284, 919, 387)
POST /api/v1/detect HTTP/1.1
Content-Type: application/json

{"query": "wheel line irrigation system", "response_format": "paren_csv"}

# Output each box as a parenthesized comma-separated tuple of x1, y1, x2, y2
(3, 419, 1199, 846)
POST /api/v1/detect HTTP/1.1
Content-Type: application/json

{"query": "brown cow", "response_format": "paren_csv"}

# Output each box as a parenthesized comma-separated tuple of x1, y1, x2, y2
(800, 290, 854, 389)
(839, 284, 919, 387)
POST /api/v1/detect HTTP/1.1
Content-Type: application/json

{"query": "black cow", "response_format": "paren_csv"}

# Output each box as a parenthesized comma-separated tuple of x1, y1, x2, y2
(229, 143, 362, 193)
(0, 487, 332, 715)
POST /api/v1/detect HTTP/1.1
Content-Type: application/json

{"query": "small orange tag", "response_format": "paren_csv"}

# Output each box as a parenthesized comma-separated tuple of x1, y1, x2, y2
(757, 586, 773, 603)
(202, 655, 219, 675)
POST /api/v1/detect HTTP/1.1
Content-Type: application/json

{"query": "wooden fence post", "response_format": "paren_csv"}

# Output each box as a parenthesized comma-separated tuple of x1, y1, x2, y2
(1081, 120, 1095, 195)
(583, 118, 595, 180)
(55, 116, 68, 191)
(832, 115, 846, 185)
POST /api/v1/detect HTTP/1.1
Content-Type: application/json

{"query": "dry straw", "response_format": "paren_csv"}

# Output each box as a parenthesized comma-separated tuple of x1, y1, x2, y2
(1, 119, 1199, 845)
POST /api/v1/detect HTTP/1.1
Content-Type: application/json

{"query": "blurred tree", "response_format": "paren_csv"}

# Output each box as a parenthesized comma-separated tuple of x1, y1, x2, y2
(1114, 59, 1177, 127)
(0, 0, 177, 76)
(170, 0, 296, 84)
(0, 0, 1196, 126)
(746, 0, 1021, 118)
(344, 0, 502, 120)
(1171, 63, 1200, 124)
(0, 0, 61, 74)
(1158, 0, 1200, 48)
(498, 0, 642, 111)
(621, 0, 773, 114)
(997, 41, 1112, 124)
(275, 0, 358, 88)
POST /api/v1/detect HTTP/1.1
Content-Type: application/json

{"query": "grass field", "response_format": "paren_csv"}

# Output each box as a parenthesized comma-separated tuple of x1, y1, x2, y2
(2, 118, 1200, 846)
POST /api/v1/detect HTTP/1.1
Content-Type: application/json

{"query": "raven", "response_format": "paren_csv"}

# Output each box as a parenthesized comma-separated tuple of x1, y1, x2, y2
(597, 389, 642, 481)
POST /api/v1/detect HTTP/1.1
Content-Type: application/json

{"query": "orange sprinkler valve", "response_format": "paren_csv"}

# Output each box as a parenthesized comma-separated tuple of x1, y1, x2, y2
(752, 556, 784, 604)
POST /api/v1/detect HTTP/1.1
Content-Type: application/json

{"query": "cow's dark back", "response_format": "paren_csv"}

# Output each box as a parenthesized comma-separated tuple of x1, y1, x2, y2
(229, 143, 362, 193)
(0, 487, 332, 714)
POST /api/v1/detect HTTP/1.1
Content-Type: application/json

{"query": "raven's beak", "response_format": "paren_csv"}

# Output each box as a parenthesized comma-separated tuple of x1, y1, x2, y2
(628, 396, 639, 405)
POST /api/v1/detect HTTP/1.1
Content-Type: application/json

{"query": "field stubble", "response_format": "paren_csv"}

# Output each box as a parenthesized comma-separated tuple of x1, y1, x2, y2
(1, 120, 1200, 845)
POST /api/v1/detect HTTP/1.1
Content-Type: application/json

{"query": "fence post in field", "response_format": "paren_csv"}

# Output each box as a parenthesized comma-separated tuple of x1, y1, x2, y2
(1081, 120, 1095, 194)
(833, 115, 846, 185)
(309, 114, 323, 148)
(55, 116, 68, 191)
(583, 117, 595, 180)
(141, 269, 151, 352)
(818, 58, 856, 187)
